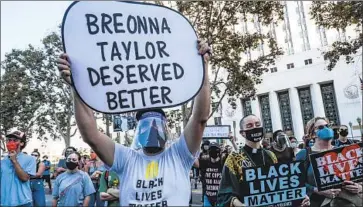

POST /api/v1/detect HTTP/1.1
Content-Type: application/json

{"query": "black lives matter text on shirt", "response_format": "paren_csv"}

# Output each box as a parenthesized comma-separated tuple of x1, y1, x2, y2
(201, 160, 223, 204)
(241, 161, 306, 207)
(84, 13, 186, 111)
(130, 177, 168, 207)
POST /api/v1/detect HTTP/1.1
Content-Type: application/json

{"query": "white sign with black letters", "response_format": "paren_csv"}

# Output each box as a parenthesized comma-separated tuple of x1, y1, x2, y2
(62, 1, 204, 113)
(203, 125, 231, 138)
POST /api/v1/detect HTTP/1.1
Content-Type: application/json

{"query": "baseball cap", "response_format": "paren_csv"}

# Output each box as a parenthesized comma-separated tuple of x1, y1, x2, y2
(6, 130, 26, 140)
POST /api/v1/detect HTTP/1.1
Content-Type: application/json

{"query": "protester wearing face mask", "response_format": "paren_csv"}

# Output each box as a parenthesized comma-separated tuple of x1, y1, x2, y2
(197, 143, 223, 207)
(57, 40, 212, 206)
(55, 147, 77, 177)
(270, 130, 295, 163)
(289, 137, 300, 156)
(30, 151, 46, 207)
(85, 151, 105, 207)
(52, 151, 95, 207)
(0, 131, 36, 207)
(217, 114, 311, 207)
(296, 117, 362, 207)
(335, 125, 354, 147)
(42, 155, 52, 192)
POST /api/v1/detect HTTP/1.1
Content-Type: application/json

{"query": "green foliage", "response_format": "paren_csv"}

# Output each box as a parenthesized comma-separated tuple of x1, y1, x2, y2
(1, 31, 77, 146)
(161, 1, 284, 126)
(310, 1, 363, 71)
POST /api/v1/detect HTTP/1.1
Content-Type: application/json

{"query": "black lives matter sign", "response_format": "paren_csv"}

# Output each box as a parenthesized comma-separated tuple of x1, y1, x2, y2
(62, 1, 204, 113)
(310, 143, 363, 191)
(241, 162, 306, 207)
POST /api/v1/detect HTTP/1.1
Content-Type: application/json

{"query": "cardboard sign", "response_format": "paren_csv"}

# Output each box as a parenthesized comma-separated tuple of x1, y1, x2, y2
(310, 143, 363, 191)
(62, 1, 204, 113)
(203, 125, 231, 139)
(242, 162, 306, 207)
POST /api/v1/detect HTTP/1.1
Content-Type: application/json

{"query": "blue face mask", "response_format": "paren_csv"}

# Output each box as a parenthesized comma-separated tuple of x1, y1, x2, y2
(316, 127, 334, 140)
(308, 140, 314, 147)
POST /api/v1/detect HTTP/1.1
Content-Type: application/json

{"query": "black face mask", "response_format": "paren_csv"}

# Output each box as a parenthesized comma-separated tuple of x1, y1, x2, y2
(144, 147, 163, 154)
(209, 150, 220, 159)
(66, 161, 78, 170)
(339, 130, 348, 137)
(244, 127, 264, 142)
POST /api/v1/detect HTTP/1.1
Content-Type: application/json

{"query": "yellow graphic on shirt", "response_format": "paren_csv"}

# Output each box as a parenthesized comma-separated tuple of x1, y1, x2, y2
(145, 161, 159, 180)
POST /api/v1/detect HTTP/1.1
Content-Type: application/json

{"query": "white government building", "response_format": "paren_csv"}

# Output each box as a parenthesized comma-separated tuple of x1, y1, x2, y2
(205, 1, 362, 146)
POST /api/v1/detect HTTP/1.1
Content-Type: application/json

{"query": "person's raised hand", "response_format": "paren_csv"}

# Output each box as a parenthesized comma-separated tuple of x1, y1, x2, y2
(197, 39, 212, 64)
(8, 150, 18, 163)
(57, 53, 72, 85)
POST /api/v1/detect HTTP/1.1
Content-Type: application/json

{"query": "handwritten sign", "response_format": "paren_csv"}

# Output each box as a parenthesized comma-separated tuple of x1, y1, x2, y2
(202, 125, 231, 139)
(62, 1, 204, 113)
(310, 143, 363, 191)
(241, 162, 306, 207)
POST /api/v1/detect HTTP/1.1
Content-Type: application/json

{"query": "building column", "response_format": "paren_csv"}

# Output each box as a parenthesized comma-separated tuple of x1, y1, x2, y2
(269, 91, 283, 132)
(251, 99, 261, 119)
(311, 84, 326, 117)
(289, 88, 304, 141)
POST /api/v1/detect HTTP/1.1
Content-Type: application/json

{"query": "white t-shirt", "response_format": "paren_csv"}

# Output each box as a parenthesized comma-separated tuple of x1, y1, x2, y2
(107, 135, 198, 206)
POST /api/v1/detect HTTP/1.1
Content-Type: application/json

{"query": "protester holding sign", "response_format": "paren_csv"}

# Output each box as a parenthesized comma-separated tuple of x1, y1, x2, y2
(217, 114, 310, 207)
(57, 39, 211, 206)
(296, 117, 362, 207)
(198, 142, 224, 206)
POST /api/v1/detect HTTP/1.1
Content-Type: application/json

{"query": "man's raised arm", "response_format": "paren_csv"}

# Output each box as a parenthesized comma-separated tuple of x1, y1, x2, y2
(184, 40, 211, 155)
(57, 53, 115, 166)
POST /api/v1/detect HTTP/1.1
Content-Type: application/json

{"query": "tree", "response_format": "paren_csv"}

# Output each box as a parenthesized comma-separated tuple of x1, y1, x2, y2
(158, 1, 284, 127)
(1, 31, 78, 147)
(310, 1, 363, 71)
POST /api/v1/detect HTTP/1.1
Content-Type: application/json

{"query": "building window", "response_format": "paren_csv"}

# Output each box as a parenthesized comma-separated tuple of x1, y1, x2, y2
(304, 59, 313, 65)
(214, 117, 222, 125)
(277, 91, 294, 132)
(259, 95, 273, 133)
(320, 83, 340, 126)
(270, 67, 278, 73)
(241, 98, 253, 117)
(287, 63, 295, 69)
(298, 87, 315, 128)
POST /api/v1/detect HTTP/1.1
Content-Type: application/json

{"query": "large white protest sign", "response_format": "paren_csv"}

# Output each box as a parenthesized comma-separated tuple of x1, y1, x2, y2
(203, 125, 231, 139)
(62, 1, 205, 113)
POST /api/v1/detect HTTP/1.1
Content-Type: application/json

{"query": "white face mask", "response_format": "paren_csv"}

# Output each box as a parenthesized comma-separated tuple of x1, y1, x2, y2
(291, 143, 297, 148)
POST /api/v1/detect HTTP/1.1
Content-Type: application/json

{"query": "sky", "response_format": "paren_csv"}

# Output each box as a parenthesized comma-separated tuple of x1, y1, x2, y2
(1, 1, 72, 60)
(1, 1, 89, 156)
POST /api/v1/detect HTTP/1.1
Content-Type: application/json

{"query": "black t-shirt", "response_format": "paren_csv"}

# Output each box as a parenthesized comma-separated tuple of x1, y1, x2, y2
(270, 146, 295, 163)
(334, 139, 354, 147)
(199, 158, 223, 205)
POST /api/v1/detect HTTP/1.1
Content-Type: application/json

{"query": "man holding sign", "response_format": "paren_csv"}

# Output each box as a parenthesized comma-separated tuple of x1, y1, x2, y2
(57, 39, 211, 206)
(217, 114, 310, 207)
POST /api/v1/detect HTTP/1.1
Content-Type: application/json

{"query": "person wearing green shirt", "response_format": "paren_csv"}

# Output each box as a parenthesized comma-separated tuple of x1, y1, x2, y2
(98, 171, 120, 207)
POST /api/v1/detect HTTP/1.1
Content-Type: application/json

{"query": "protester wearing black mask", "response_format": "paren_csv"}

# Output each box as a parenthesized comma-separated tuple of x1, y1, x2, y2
(55, 146, 76, 177)
(335, 125, 354, 147)
(52, 151, 95, 207)
(217, 114, 310, 207)
(198, 143, 223, 207)
(270, 130, 295, 163)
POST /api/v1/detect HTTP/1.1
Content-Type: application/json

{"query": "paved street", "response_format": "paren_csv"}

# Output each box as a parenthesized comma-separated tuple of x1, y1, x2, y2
(45, 179, 204, 206)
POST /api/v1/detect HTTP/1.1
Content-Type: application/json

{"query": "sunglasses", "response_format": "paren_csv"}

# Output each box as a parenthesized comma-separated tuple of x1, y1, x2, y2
(315, 124, 329, 130)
